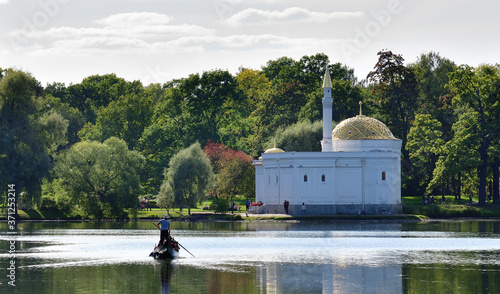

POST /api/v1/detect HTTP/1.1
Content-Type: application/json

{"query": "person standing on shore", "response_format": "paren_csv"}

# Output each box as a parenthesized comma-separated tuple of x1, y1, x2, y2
(301, 203, 306, 215)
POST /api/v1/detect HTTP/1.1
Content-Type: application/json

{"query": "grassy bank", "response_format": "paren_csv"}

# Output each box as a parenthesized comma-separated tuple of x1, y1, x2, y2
(2, 208, 426, 221)
(402, 196, 500, 218)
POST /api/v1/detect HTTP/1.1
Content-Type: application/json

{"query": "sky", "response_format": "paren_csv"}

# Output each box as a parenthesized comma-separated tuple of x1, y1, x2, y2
(0, 0, 498, 86)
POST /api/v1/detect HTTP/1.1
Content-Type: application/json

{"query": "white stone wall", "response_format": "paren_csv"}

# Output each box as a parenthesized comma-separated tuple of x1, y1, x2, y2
(253, 139, 402, 215)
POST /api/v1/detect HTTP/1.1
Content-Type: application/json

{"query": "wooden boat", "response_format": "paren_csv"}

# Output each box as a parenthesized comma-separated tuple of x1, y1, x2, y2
(150, 236, 180, 259)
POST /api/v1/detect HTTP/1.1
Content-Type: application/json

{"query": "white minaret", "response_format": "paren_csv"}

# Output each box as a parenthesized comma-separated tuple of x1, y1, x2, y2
(321, 64, 333, 152)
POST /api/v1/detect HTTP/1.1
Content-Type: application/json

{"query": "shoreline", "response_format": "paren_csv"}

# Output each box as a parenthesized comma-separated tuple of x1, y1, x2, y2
(2, 212, 499, 223)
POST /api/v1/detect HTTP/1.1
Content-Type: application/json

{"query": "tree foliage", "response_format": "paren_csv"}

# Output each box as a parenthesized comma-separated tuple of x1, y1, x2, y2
(54, 137, 145, 218)
(0, 69, 62, 206)
(407, 114, 444, 194)
(446, 64, 500, 204)
(367, 50, 420, 195)
(203, 141, 255, 199)
(158, 142, 213, 215)
(266, 120, 323, 152)
(367, 50, 419, 143)
(79, 93, 153, 150)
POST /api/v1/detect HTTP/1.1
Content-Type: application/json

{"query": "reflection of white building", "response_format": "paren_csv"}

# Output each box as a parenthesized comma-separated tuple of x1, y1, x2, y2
(256, 262, 402, 294)
(253, 67, 402, 215)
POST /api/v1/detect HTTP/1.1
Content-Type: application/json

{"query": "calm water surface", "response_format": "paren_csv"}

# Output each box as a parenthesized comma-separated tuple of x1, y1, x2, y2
(1, 220, 500, 293)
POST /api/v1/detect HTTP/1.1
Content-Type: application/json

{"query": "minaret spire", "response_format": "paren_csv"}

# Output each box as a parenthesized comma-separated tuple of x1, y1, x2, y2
(322, 62, 332, 89)
(321, 62, 333, 152)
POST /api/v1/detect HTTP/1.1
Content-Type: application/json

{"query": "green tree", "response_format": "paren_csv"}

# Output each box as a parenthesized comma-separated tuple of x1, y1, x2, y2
(265, 120, 323, 152)
(429, 110, 482, 199)
(54, 137, 145, 218)
(236, 69, 275, 154)
(447, 64, 500, 205)
(136, 115, 185, 193)
(64, 74, 144, 123)
(36, 110, 69, 156)
(366, 50, 419, 195)
(39, 94, 85, 147)
(0, 69, 55, 207)
(165, 70, 240, 145)
(262, 53, 355, 91)
(158, 142, 213, 215)
(409, 52, 456, 137)
(299, 79, 365, 123)
(78, 93, 153, 149)
(367, 50, 419, 144)
(406, 114, 444, 195)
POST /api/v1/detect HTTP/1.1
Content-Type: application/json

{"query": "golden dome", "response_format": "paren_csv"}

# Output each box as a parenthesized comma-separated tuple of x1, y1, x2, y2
(264, 139, 285, 153)
(264, 147, 285, 153)
(332, 115, 397, 140)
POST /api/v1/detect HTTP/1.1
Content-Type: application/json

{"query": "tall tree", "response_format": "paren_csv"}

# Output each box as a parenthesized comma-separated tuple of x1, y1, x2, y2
(366, 50, 419, 195)
(406, 114, 444, 195)
(367, 50, 419, 143)
(166, 70, 240, 145)
(409, 52, 456, 137)
(429, 111, 482, 199)
(447, 64, 500, 205)
(0, 69, 55, 207)
(158, 142, 213, 215)
(136, 115, 185, 193)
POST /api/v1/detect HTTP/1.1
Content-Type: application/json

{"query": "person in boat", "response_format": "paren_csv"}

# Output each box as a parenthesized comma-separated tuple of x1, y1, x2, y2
(156, 214, 170, 245)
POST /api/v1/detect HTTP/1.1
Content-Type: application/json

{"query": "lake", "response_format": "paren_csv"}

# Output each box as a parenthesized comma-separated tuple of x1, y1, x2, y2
(1, 220, 499, 293)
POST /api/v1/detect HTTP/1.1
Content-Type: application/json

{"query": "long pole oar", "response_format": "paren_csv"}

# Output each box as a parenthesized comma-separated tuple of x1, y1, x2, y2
(150, 222, 195, 257)
(177, 242, 195, 257)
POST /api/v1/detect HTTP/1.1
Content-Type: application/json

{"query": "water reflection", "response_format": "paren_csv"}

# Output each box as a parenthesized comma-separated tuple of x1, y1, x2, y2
(0, 220, 499, 293)
(257, 262, 402, 293)
(154, 261, 174, 294)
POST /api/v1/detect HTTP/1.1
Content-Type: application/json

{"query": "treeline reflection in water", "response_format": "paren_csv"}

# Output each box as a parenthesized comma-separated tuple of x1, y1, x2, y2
(0, 220, 499, 293)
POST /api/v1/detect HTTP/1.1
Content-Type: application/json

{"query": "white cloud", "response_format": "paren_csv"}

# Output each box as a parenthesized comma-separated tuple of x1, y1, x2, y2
(0, 0, 9, 4)
(95, 12, 172, 27)
(154, 34, 343, 53)
(6, 12, 215, 52)
(24, 32, 343, 58)
(225, 7, 363, 25)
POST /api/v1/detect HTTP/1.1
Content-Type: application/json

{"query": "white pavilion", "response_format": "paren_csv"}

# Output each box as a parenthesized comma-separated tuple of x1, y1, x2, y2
(253, 66, 402, 215)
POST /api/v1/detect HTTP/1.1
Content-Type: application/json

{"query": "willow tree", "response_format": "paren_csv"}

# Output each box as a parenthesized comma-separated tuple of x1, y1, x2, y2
(54, 137, 145, 218)
(158, 142, 213, 215)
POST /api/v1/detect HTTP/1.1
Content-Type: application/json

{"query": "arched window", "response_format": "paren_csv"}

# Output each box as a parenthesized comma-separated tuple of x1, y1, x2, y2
(321, 175, 326, 182)
(382, 171, 386, 181)
(303, 175, 308, 182)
